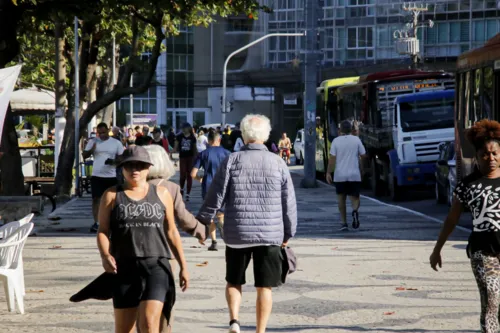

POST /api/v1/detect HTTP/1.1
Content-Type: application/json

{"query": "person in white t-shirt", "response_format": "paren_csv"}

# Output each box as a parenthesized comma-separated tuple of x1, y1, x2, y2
(83, 123, 125, 233)
(196, 130, 208, 153)
(326, 120, 366, 231)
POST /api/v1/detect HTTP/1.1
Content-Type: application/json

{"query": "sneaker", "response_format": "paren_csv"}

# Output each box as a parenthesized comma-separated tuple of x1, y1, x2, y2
(339, 224, 348, 232)
(352, 210, 360, 229)
(208, 241, 218, 251)
(185, 194, 190, 202)
(228, 320, 240, 333)
(90, 222, 99, 233)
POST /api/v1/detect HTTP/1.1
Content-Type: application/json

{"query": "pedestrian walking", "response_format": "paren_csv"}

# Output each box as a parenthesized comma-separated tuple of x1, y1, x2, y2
(96, 145, 189, 333)
(197, 114, 297, 333)
(142, 144, 208, 333)
(326, 120, 366, 231)
(430, 119, 500, 333)
(196, 130, 209, 153)
(82, 122, 124, 233)
(229, 122, 241, 150)
(190, 131, 230, 251)
(174, 123, 197, 201)
(152, 127, 170, 153)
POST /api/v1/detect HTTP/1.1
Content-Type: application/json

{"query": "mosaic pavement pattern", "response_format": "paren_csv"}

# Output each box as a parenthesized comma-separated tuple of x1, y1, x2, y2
(5, 172, 479, 332)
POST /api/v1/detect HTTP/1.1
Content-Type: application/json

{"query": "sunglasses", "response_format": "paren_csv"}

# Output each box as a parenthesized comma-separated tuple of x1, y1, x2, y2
(123, 162, 150, 171)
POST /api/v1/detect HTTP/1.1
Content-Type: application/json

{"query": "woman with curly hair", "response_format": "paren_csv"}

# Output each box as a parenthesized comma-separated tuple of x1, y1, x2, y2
(430, 119, 500, 333)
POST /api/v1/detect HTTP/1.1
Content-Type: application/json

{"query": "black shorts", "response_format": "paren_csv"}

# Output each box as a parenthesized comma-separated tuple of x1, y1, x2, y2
(334, 181, 361, 197)
(113, 258, 170, 309)
(225, 245, 282, 288)
(201, 191, 225, 214)
(91, 176, 118, 199)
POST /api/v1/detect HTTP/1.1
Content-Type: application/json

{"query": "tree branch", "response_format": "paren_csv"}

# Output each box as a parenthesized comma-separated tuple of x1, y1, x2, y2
(117, 15, 139, 88)
(130, 7, 157, 26)
(63, 38, 75, 70)
(81, 24, 164, 129)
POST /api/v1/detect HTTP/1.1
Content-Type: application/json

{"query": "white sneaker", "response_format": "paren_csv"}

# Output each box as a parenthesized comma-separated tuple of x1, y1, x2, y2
(228, 322, 240, 333)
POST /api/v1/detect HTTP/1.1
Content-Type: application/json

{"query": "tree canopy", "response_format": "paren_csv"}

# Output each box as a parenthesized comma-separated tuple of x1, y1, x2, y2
(3, 0, 270, 196)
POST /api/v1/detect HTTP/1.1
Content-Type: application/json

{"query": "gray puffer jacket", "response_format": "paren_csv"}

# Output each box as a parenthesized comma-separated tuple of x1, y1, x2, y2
(196, 143, 297, 246)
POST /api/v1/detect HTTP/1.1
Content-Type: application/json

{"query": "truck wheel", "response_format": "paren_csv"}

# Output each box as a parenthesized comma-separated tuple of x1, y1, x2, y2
(370, 159, 384, 196)
(389, 175, 403, 201)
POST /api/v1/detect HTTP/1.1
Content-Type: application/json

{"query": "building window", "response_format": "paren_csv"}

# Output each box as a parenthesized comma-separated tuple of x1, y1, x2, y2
(336, 28, 346, 49)
(347, 27, 374, 49)
(347, 0, 375, 18)
(425, 21, 470, 45)
(473, 20, 499, 43)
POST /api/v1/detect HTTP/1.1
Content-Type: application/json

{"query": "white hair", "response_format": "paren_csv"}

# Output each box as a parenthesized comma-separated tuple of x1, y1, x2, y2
(240, 114, 271, 143)
(143, 145, 176, 180)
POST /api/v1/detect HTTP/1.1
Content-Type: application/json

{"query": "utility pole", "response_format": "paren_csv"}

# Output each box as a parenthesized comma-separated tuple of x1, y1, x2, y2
(129, 73, 134, 127)
(74, 16, 80, 196)
(221, 32, 304, 127)
(394, 2, 433, 68)
(300, 0, 319, 188)
(112, 33, 116, 127)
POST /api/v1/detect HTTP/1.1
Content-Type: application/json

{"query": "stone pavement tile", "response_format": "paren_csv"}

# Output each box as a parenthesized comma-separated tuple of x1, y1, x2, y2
(0, 233, 479, 332)
(11, 169, 477, 332)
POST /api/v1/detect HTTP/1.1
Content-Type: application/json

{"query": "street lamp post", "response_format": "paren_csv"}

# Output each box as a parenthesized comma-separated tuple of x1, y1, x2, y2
(221, 32, 305, 127)
(74, 16, 80, 196)
(112, 33, 116, 127)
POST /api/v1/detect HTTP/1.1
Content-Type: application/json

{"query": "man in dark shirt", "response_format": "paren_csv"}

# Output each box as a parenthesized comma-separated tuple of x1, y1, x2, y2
(191, 131, 230, 251)
(175, 122, 197, 201)
(229, 122, 241, 151)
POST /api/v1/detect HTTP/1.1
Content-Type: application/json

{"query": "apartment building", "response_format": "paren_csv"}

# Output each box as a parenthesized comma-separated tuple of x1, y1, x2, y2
(117, 0, 500, 136)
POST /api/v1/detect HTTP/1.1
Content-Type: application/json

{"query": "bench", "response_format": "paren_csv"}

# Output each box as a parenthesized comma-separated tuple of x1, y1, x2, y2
(24, 177, 55, 196)
(0, 196, 42, 223)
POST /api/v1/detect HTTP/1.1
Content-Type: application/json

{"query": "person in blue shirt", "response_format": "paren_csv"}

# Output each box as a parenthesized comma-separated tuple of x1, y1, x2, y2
(191, 131, 231, 251)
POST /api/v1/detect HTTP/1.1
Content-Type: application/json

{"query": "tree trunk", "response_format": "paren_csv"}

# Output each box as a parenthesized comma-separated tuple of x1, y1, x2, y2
(54, 61, 76, 197)
(54, 21, 67, 178)
(0, 105, 24, 195)
(99, 66, 114, 126)
(0, 0, 23, 196)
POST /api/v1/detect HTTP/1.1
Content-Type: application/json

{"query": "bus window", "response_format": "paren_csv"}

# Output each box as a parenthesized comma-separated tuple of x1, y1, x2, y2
(484, 67, 494, 119)
(399, 96, 454, 133)
(472, 69, 484, 121)
(465, 71, 472, 128)
(457, 73, 465, 123)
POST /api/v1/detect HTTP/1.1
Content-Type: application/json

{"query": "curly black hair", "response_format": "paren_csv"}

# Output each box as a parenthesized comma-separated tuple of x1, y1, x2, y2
(466, 119, 500, 150)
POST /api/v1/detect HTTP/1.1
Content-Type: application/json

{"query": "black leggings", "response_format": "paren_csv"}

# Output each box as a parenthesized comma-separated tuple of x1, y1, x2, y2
(179, 156, 194, 194)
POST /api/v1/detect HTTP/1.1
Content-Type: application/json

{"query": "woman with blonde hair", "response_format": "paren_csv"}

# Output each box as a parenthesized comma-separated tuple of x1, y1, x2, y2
(140, 144, 208, 333)
(97, 145, 188, 333)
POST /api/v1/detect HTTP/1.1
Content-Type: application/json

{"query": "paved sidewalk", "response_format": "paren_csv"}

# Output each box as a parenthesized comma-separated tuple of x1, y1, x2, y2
(0, 171, 479, 333)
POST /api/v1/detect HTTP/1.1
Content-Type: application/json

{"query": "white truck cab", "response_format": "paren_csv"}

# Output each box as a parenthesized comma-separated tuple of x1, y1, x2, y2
(389, 90, 455, 193)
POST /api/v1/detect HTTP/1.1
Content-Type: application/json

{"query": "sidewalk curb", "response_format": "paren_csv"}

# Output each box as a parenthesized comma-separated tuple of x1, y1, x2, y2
(48, 197, 79, 220)
(290, 170, 470, 234)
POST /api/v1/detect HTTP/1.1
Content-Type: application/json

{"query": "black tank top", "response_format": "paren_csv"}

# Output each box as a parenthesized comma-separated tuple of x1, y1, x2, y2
(110, 184, 171, 260)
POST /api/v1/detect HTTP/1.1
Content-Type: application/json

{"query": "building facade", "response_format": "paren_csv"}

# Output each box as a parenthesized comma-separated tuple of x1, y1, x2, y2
(118, 0, 500, 137)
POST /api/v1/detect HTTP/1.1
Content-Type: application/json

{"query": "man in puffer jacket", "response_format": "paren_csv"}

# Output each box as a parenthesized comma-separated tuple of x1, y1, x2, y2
(197, 114, 297, 333)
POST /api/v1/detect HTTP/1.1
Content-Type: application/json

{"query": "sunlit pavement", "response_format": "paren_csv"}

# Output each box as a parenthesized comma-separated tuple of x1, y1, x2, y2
(0, 165, 480, 333)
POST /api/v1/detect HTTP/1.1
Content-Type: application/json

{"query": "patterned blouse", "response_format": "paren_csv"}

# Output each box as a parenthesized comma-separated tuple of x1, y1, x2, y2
(454, 172, 500, 256)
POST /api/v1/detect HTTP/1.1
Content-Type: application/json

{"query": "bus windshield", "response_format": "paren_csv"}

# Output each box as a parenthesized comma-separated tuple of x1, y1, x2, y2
(399, 97, 454, 133)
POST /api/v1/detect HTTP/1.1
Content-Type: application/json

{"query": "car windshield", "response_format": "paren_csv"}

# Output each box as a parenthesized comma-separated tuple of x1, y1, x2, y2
(399, 96, 454, 133)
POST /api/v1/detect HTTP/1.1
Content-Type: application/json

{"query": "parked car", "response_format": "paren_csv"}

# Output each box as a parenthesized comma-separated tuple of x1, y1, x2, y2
(293, 129, 304, 165)
(435, 141, 456, 206)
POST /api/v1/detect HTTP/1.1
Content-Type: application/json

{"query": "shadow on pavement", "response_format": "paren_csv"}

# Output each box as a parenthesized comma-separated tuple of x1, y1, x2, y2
(210, 325, 477, 333)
